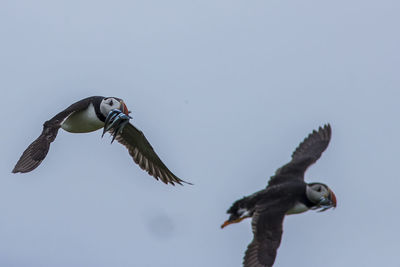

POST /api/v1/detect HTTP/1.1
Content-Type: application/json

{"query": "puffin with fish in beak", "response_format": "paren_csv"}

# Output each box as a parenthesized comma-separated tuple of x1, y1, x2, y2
(13, 96, 188, 185)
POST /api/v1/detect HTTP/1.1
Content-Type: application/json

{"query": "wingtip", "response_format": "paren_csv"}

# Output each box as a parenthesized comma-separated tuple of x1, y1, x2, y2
(169, 178, 193, 186)
(12, 165, 23, 173)
(12, 167, 28, 174)
(323, 123, 331, 131)
(181, 180, 194, 186)
(326, 123, 332, 134)
(321, 123, 332, 139)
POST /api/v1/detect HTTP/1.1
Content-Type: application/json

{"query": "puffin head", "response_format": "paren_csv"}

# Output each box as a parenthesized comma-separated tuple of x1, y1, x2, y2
(220, 196, 254, 229)
(100, 97, 130, 118)
(306, 183, 337, 212)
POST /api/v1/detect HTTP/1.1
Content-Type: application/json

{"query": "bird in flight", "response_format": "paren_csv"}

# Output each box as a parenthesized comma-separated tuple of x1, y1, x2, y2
(221, 124, 336, 267)
(13, 96, 188, 185)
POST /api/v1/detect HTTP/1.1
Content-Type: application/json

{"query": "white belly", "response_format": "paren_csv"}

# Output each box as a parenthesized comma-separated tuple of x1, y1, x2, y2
(287, 202, 309, 215)
(61, 103, 104, 133)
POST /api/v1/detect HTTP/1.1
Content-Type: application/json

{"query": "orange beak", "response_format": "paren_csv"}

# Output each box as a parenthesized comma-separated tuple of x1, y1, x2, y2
(329, 189, 337, 208)
(119, 100, 130, 116)
(220, 216, 250, 229)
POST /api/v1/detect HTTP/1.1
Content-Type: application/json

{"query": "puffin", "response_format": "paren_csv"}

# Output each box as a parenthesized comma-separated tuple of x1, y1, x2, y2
(13, 96, 188, 185)
(221, 124, 336, 267)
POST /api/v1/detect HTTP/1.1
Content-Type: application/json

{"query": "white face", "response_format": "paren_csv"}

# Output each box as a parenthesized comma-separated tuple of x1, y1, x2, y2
(100, 97, 122, 116)
(310, 183, 329, 195)
(306, 183, 330, 204)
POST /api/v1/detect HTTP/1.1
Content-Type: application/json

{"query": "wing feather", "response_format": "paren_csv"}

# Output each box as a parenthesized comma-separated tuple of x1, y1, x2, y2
(12, 96, 102, 173)
(114, 123, 189, 185)
(243, 199, 290, 267)
(268, 124, 331, 186)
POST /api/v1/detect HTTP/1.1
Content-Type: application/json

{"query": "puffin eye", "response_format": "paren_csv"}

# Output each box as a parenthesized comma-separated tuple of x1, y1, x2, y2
(109, 99, 113, 106)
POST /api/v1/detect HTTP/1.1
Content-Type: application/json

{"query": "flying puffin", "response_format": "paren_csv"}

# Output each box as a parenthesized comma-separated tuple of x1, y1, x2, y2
(13, 96, 188, 185)
(221, 124, 336, 267)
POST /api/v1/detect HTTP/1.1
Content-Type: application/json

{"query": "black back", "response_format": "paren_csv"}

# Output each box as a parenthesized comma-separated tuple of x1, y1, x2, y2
(12, 96, 104, 173)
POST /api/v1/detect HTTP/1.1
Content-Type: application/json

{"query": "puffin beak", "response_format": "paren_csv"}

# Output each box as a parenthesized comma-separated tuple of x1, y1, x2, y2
(119, 100, 130, 116)
(316, 188, 337, 212)
(220, 216, 250, 229)
(329, 189, 337, 208)
(221, 220, 232, 229)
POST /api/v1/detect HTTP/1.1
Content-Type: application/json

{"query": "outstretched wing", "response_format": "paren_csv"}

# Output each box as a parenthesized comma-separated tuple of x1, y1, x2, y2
(12, 96, 103, 173)
(12, 125, 60, 173)
(114, 123, 189, 185)
(268, 124, 331, 186)
(243, 198, 292, 267)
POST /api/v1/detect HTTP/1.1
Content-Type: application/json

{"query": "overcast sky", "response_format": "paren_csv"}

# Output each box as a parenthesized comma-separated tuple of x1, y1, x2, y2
(1, 0, 399, 266)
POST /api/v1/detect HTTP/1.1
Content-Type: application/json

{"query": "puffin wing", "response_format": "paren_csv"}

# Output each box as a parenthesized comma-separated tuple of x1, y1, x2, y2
(268, 124, 331, 186)
(243, 198, 292, 267)
(12, 96, 103, 173)
(114, 123, 188, 185)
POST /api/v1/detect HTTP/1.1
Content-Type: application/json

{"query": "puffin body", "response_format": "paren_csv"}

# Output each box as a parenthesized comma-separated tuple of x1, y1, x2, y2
(61, 103, 104, 133)
(286, 201, 310, 215)
(221, 124, 337, 267)
(13, 96, 187, 185)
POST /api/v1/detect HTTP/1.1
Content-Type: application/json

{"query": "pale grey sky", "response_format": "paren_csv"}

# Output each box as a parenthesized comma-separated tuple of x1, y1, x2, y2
(1, 0, 399, 266)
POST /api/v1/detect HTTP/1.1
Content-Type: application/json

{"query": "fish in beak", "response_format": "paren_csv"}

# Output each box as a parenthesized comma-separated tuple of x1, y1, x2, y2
(102, 101, 132, 142)
(316, 188, 337, 212)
